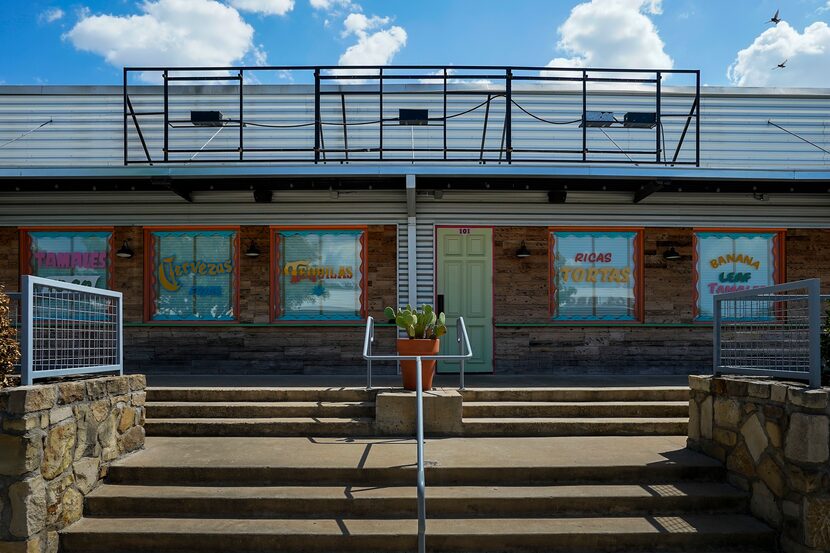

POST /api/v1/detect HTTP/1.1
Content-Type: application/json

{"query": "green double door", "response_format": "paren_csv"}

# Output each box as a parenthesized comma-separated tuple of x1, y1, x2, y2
(436, 227, 493, 373)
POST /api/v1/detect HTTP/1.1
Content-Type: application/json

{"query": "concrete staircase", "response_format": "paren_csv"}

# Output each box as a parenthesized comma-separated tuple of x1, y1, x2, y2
(61, 434, 774, 552)
(461, 386, 689, 436)
(145, 387, 376, 437)
(145, 386, 689, 437)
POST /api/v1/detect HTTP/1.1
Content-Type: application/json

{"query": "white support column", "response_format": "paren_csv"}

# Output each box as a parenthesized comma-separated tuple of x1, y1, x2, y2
(406, 175, 417, 307)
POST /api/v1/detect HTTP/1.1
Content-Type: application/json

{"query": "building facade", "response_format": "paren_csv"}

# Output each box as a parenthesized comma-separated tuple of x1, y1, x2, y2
(1, 68, 829, 376)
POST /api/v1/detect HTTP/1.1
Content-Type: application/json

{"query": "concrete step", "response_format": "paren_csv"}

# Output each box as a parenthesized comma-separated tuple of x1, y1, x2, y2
(146, 401, 374, 419)
(106, 436, 724, 486)
(85, 482, 748, 518)
(146, 387, 375, 403)
(461, 387, 690, 403)
(145, 417, 375, 437)
(464, 401, 689, 418)
(462, 417, 689, 437)
(61, 514, 773, 552)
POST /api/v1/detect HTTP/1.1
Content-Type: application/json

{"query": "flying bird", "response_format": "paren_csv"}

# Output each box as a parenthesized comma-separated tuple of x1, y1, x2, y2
(766, 9, 781, 25)
(774, 60, 787, 69)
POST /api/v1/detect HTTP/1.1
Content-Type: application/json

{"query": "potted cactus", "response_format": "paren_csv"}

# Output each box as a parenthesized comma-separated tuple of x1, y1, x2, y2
(384, 304, 447, 391)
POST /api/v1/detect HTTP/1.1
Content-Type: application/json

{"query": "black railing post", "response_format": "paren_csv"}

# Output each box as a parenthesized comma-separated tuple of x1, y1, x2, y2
(314, 68, 321, 163)
(163, 70, 169, 162)
(443, 67, 448, 160)
(505, 68, 512, 164)
(239, 70, 244, 161)
(695, 70, 701, 167)
(379, 67, 384, 161)
(122, 68, 128, 165)
(582, 69, 587, 161)
(656, 70, 662, 163)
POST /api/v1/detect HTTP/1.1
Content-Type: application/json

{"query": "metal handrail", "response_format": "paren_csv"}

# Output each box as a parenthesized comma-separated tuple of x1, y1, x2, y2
(361, 315, 473, 553)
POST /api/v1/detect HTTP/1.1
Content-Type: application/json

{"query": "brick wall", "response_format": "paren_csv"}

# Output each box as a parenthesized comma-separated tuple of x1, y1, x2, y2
(119, 224, 399, 375)
(492, 227, 830, 374)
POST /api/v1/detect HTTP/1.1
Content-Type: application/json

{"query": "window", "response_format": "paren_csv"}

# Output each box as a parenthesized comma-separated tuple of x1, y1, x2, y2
(694, 230, 784, 321)
(22, 229, 113, 289)
(550, 229, 642, 321)
(272, 228, 366, 321)
(145, 228, 239, 322)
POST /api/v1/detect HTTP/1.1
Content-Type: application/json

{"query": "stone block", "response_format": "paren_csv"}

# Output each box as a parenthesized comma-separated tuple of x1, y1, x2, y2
(2, 415, 40, 435)
(105, 377, 129, 395)
(0, 537, 41, 553)
(714, 397, 742, 429)
(785, 414, 829, 464)
(725, 378, 749, 397)
(789, 388, 829, 410)
(700, 396, 713, 439)
(90, 400, 109, 423)
(8, 476, 45, 538)
(85, 379, 107, 401)
(688, 375, 712, 392)
(6, 387, 56, 415)
(0, 434, 42, 476)
(118, 425, 144, 454)
(48, 406, 72, 425)
(750, 480, 782, 528)
(131, 391, 146, 407)
(72, 457, 100, 495)
(375, 389, 463, 436)
(45, 532, 58, 553)
(766, 421, 782, 448)
(688, 399, 700, 440)
(770, 383, 788, 403)
(117, 407, 135, 433)
(787, 465, 823, 494)
(40, 422, 76, 481)
(803, 496, 830, 550)
(726, 443, 756, 478)
(127, 374, 146, 391)
(747, 381, 771, 399)
(782, 500, 800, 520)
(741, 413, 768, 462)
(56, 381, 86, 405)
(59, 487, 82, 527)
(713, 427, 737, 447)
(757, 455, 786, 497)
(701, 440, 726, 463)
(45, 473, 74, 527)
(764, 404, 785, 421)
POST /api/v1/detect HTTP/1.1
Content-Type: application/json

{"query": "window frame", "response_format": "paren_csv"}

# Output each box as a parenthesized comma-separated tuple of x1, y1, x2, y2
(548, 227, 645, 324)
(692, 228, 786, 323)
(143, 226, 241, 324)
(19, 227, 116, 290)
(269, 225, 368, 324)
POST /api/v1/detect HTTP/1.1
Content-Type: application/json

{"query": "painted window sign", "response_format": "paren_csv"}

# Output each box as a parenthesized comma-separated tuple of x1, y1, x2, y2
(24, 230, 112, 289)
(694, 231, 781, 321)
(147, 229, 238, 321)
(550, 230, 640, 321)
(273, 229, 366, 321)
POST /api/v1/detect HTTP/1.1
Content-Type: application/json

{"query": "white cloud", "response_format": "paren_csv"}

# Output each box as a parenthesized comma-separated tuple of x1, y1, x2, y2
(342, 13, 389, 37)
(546, 0, 672, 70)
(228, 0, 294, 16)
(310, 0, 354, 11)
(39, 7, 65, 23)
(727, 21, 830, 87)
(65, 0, 256, 82)
(338, 25, 406, 67)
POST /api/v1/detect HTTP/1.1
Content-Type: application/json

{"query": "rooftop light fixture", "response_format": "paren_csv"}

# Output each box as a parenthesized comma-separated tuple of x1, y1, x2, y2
(399, 109, 429, 126)
(191, 111, 225, 127)
(580, 111, 615, 128)
(623, 112, 657, 129)
(516, 241, 531, 258)
(116, 240, 134, 259)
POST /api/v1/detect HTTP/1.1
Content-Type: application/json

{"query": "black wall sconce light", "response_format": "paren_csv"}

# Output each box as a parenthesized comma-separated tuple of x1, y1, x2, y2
(662, 246, 681, 261)
(116, 240, 134, 259)
(516, 241, 531, 258)
(245, 241, 261, 258)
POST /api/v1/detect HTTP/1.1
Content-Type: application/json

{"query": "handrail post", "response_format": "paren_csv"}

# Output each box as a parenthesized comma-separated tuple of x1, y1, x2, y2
(367, 322, 373, 390)
(415, 355, 426, 553)
(457, 317, 465, 391)
(20, 275, 33, 387)
(807, 278, 821, 389)
(712, 296, 721, 376)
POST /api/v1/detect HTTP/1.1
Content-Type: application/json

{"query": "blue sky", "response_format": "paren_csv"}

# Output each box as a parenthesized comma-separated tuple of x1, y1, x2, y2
(3, 0, 830, 87)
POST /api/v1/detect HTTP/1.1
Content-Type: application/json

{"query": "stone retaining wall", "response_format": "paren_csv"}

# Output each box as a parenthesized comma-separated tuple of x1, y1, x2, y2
(688, 375, 830, 553)
(0, 375, 146, 553)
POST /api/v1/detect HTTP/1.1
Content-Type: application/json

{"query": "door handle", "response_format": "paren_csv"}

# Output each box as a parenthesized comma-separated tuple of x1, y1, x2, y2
(436, 294, 445, 314)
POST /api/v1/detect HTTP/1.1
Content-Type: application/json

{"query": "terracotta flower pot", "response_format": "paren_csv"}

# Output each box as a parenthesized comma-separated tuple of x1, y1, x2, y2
(397, 338, 440, 391)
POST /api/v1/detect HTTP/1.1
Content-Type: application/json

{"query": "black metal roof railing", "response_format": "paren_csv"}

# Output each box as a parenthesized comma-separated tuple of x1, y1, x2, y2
(123, 65, 700, 167)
